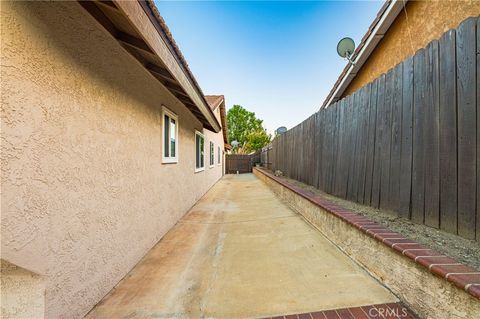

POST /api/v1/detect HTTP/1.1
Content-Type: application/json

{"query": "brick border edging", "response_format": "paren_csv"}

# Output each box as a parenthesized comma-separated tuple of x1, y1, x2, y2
(259, 302, 416, 319)
(253, 168, 480, 300)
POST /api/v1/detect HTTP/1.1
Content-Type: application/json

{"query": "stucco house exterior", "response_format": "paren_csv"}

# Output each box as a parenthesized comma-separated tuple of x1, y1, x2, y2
(1, 1, 228, 318)
(321, 0, 480, 108)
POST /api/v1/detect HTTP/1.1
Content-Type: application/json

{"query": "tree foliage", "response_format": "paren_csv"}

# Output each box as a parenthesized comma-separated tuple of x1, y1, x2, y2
(227, 105, 271, 153)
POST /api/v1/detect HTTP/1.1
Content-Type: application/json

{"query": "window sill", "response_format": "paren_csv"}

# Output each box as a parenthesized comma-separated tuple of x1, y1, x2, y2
(195, 167, 205, 173)
(162, 158, 178, 164)
(209, 165, 215, 169)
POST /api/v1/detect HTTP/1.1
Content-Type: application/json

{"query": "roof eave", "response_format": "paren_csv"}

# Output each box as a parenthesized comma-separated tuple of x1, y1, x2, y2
(321, 0, 407, 109)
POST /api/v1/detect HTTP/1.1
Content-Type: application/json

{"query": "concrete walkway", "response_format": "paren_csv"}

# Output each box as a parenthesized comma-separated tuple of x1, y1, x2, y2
(86, 174, 397, 319)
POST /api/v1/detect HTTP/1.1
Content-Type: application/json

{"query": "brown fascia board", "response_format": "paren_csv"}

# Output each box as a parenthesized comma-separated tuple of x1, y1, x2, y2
(219, 100, 229, 147)
(205, 95, 229, 146)
(320, 0, 406, 109)
(112, 0, 221, 132)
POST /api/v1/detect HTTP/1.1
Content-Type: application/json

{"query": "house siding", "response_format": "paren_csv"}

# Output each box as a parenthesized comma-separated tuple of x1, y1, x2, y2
(0, 2, 224, 318)
(343, 0, 480, 96)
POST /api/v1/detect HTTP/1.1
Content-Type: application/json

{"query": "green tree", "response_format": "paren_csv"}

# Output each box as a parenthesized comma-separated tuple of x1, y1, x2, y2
(227, 105, 271, 153)
(243, 129, 271, 154)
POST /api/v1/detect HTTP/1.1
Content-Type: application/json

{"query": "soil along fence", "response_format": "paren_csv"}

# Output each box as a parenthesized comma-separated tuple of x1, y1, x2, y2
(265, 16, 479, 241)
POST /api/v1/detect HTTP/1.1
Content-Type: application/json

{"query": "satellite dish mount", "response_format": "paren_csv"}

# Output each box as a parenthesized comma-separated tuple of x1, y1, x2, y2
(336, 37, 356, 65)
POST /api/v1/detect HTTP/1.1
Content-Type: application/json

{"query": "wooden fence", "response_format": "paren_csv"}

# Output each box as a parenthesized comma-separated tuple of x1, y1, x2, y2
(265, 17, 479, 240)
(226, 151, 261, 174)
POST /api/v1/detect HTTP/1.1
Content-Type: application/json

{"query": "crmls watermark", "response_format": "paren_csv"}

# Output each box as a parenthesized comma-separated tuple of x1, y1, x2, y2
(368, 307, 409, 318)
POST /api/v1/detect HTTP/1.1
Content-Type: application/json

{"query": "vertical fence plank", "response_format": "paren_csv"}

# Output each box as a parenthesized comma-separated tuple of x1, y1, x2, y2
(347, 92, 358, 201)
(349, 90, 362, 201)
(364, 80, 378, 205)
(457, 17, 477, 239)
(357, 84, 370, 203)
(341, 100, 348, 197)
(389, 63, 403, 212)
(372, 74, 385, 208)
(424, 40, 440, 228)
(412, 48, 426, 224)
(477, 16, 480, 241)
(314, 112, 321, 188)
(333, 100, 343, 196)
(399, 56, 414, 219)
(439, 29, 458, 233)
(380, 69, 394, 210)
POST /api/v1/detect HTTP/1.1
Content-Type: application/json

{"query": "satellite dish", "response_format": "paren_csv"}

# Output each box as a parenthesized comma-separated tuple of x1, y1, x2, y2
(337, 37, 356, 64)
(275, 126, 287, 135)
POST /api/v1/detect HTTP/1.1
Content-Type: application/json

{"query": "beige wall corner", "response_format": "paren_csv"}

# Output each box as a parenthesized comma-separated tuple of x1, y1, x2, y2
(1, 259, 45, 319)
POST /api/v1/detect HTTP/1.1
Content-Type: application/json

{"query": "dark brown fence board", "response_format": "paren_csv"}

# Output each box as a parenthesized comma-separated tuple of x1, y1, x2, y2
(477, 16, 480, 241)
(412, 48, 426, 224)
(347, 92, 358, 201)
(364, 80, 378, 205)
(371, 74, 386, 208)
(399, 57, 414, 218)
(439, 29, 458, 233)
(357, 85, 370, 203)
(389, 63, 403, 212)
(380, 69, 394, 210)
(456, 17, 477, 239)
(424, 40, 441, 228)
(351, 92, 361, 201)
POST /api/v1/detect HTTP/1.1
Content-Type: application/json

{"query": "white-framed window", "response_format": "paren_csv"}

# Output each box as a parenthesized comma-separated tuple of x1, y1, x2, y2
(195, 131, 205, 172)
(162, 106, 178, 163)
(209, 141, 215, 168)
(217, 146, 221, 165)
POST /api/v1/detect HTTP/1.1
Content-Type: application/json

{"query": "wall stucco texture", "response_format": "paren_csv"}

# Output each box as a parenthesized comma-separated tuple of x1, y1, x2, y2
(1, 1, 224, 318)
(344, 0, 480, 96)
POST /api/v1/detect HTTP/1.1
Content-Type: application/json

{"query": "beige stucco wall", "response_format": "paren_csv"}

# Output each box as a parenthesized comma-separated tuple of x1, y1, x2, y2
(344, 0, 480, 96)
(1, 1, 224, 318)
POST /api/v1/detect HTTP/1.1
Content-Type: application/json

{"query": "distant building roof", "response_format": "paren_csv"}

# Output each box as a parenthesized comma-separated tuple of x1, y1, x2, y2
(205, 95, 224, 111)
(205, 95, 231, 150)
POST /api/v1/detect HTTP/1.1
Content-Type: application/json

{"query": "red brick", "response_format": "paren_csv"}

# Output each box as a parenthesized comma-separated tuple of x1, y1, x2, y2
(392, 243, 426, 254)
(310, 312, 327, 319)
(403, 249, 442, 260)
(285, 315, 299, 319)
(430, 264, 478, 278)
(414, 256, 458, 269)
(467, 284, 480, 299)
(447, 273, 480, 290)
(335, 308, 354, 319)
(385, 302, 417, 319)
(346, 307, 368, 319)
(373, 232, 404, 241)
(323, 310, 340, 319)
(360, 305, 376, 318)
(373, 304, 397, 319)
(383, 238, 417, 247)
(297, 313, 313, 319)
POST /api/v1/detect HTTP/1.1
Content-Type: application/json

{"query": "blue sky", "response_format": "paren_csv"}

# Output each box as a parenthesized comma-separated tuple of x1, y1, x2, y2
(156, 1, 383, 133)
